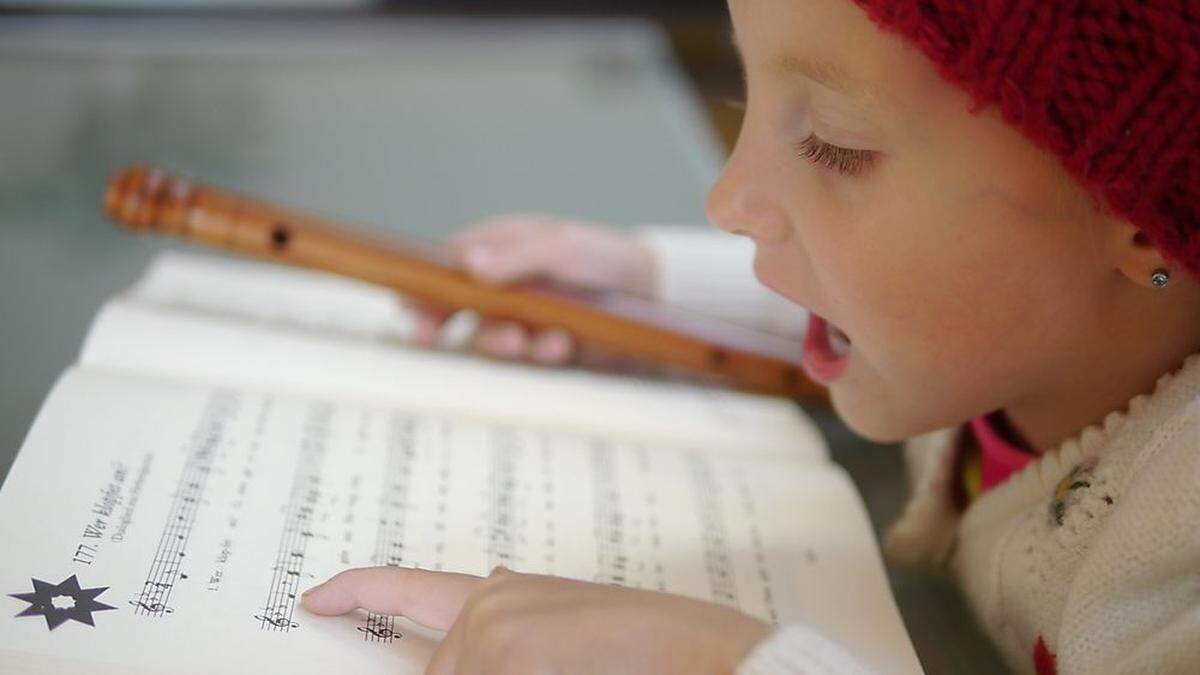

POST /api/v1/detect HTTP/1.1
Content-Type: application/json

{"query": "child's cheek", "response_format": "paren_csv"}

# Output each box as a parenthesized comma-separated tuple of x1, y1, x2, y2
(830, 183, 1098, 440)
(805, 194, 1015, 432)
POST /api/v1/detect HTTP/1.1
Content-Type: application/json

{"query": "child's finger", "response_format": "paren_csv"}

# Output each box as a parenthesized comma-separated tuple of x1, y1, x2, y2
(457, 233, 572, 285)
(449, 213, 545, 250)
(457, 242, 539, 284)
(299, 566, 482, 632)
(398, 297, 451, 347)
(415, 310, 451, 347)
(402, 301, 480, 351)
(472, 322, 531, 359)
(529, 328, 575, 365)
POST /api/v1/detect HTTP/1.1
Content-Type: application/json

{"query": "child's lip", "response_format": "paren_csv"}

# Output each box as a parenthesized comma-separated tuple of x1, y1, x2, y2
(802, 313, 851, 385)
(748, 259, 836, 322)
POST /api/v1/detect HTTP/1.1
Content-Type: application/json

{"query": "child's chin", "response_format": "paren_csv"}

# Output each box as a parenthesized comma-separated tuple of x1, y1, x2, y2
(829, 388, 932, 445)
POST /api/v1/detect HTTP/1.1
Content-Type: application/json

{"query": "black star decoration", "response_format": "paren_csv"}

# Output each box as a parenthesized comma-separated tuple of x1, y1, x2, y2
(9, 575, 117, 630)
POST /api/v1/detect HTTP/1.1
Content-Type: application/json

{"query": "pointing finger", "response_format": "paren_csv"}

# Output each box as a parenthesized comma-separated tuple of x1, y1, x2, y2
(300, 566, 483, 632)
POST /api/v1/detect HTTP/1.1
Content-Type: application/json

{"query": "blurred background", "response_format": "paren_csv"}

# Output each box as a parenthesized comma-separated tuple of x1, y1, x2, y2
(0, 2, 1004, 672)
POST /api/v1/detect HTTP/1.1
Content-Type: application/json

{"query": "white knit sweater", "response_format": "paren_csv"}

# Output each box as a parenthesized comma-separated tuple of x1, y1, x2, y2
(641, 226, 1200, 675)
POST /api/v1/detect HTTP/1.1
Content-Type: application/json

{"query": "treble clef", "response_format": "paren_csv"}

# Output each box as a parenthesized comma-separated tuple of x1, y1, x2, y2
(357, 625, 401, 640)
(255, 613, 299, 629)
(130, 599, 174, 613)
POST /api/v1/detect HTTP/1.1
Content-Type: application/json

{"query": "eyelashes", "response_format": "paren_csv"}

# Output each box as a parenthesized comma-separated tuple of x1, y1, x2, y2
(795, 134, 876, 176)
(795, 133, 876, 176)
(720, 98, 877, 178)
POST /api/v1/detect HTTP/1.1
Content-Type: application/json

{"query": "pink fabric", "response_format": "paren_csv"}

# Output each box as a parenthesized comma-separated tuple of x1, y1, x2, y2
(971, 413, 1035, 491)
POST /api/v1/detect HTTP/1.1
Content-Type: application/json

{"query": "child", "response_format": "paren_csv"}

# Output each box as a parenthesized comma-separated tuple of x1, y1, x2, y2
(300, 0, 1200, 672)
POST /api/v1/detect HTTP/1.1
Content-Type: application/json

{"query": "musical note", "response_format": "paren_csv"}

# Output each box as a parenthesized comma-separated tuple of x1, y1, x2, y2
(257, 402, 332, 632)
(687, 452, 739, 608)
(357, 415, 420, 642)
(133, 391, 237, 618)
(589, 441, 629, 586)
(486, 428, 524, 568)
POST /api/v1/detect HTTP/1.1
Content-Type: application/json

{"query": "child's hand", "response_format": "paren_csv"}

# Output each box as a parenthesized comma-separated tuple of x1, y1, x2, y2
(415, 214, 657, 365)
(301, 565, 771, 674)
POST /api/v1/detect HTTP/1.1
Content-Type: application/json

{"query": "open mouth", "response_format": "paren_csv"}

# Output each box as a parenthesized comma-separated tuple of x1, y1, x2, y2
(801, 314, 852, 384)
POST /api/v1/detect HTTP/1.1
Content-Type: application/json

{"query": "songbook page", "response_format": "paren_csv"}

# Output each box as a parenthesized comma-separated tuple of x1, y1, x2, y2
(126, 252, 422, 346)
(0, 369, 920, 675)
(78, 257, 825, 460)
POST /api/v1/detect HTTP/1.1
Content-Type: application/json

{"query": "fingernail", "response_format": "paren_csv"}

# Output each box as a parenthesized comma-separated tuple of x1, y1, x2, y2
(439, 310, 480, 350)
(301, 583, 322, 598)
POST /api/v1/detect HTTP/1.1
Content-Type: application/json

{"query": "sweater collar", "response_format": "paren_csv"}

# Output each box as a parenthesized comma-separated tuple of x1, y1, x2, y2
(960, 351, 1200, 531)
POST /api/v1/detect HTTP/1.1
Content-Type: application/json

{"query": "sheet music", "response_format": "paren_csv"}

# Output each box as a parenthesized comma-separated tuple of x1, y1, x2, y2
(0, 368, 918, 674)
(127, 391, 233, 619)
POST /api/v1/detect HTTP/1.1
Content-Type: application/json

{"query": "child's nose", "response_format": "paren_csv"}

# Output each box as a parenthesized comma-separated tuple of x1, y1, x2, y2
(706, 166, 792, 244)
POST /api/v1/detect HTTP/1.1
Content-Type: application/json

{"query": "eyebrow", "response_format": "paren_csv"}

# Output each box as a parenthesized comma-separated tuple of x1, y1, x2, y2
(729, 29, 887, 109)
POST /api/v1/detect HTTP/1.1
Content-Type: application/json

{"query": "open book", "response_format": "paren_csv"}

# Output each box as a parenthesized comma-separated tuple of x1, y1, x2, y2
(0, 253, 922, 674)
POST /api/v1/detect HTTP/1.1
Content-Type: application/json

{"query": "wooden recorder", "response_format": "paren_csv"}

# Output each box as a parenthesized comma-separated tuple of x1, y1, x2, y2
(103, 165, 825, 401)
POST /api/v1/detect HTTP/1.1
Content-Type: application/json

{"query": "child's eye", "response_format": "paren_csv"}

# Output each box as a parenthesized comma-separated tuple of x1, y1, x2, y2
(795, 133, 876, 177)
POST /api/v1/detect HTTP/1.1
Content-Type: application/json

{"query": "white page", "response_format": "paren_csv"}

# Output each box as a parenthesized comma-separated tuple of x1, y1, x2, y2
(128, 252, 422, 346)
(79, 297, 825, 461)
(113, 250, 822, 459)
(0, 369, 920, 674)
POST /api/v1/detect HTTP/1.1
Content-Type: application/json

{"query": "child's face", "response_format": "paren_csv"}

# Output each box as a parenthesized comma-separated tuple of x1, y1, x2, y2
(708, 0, 1119, 442)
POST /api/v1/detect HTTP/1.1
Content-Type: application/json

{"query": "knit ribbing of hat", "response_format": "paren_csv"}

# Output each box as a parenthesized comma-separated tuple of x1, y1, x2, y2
(850, 0, 1200, 277)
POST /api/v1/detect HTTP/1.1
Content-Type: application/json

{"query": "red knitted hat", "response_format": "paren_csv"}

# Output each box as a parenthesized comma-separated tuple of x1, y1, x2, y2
(849, 0, 1200, 276)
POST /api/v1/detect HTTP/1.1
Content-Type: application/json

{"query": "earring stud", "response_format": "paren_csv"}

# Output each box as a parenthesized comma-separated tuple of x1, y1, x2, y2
(1151, 268, 1170, 288)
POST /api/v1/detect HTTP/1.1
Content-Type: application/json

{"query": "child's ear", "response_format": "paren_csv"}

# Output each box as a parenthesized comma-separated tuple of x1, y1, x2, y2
(1109, 218, 1173, 290)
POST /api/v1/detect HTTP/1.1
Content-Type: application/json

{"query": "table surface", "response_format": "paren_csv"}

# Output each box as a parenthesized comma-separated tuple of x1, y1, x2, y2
(0, 14, 1006, 673)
